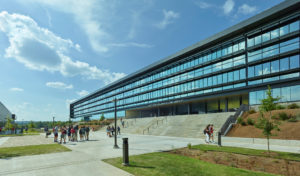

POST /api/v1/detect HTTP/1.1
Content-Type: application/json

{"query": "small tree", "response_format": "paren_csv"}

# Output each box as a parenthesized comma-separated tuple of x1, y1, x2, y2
(4, 117, 13, 131)
(100, 114, 105, 121)
(256, 85, 281, 153)
(28, 121, 36, 130)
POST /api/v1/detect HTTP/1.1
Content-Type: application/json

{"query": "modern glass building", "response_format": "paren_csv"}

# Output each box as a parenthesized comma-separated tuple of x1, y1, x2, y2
(70, 0, 300, 120)
(0, 101, 12, 124)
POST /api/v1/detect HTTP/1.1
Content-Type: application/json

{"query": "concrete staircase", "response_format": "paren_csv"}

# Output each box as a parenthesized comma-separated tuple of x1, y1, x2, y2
(100, 112, 234, 138)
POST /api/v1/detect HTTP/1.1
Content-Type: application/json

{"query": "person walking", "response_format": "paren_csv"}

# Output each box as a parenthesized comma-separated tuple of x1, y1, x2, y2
(60, 126, 67, 144)
(111, 126, 115, 136)
(70, 126, 75, 141)
(117, 126, 120, 135)
(85, 126, 90, 141)
(44, 126, 49, 138)
(106, 126, 111, 137)
(54, 125, 59, 142)
(204, 125, 210, 144)
(209, 124, 215, 143)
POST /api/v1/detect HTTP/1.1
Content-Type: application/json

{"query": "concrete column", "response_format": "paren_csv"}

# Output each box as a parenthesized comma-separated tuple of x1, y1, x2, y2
(187, 104, 190, 115)
(140, 111, 142, 118)
(225, 98, 228, 112)
(157, 107, 160, 117)
(205, 102, 207, 114)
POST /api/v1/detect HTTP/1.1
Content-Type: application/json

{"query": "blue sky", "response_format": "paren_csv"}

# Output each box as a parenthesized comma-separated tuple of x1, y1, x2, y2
(0, 0, 283, 121)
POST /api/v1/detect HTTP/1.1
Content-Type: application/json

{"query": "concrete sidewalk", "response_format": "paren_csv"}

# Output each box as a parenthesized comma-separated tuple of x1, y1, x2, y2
(0, 132, 299, 176)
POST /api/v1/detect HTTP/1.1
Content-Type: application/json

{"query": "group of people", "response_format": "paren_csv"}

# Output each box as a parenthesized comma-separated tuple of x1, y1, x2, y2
(106, 125, 120, 137)
(46, 125, 91, 144)
(204, 124, 214, 144)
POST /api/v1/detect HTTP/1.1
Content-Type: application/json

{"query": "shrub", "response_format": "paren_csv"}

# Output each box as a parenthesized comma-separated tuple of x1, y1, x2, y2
(241, 121, 247, 126)
(287, 103, 300, 109)
(275, 104, 285, 110)
(237, 117, 243, 124)
(247, 118, 255, 125)
(187, 143, 192, 149)
(288, 116, 298, 122)
(278, 112, 289, 121)
(249, 109, 256, 114)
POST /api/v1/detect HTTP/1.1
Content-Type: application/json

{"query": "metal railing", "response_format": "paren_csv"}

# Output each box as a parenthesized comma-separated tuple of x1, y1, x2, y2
(219, 104, 249, 135)
(142, 117, 167, 135)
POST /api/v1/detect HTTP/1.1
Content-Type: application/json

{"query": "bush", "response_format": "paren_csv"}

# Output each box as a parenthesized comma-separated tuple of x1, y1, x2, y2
(288, 116, 298, 122)
(275, 104, 285, 110)
(247, 118, 255, 125)
(187, 143, 192, 149)
(278, 112, 289, 121)
(287, 103, 300, 109)
(249, 109, 256, 114)
(241, 121, 247, 126)
(237, 117, 243, 124)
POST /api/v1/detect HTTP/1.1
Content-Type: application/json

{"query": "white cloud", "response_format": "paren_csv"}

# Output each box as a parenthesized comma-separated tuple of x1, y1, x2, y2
(77, 90, 89, 97)
(0, 11, 125, 85)
(108, 42, 153, 48)
(156, 10, 180, 29)
(46, 82, 73, 89)
(223, 0, 235, 15)
(10, 87, 24, 92)
(194, 1, 213, 9)
(238, 4, 257, 15)
(66, 99, 76, 109)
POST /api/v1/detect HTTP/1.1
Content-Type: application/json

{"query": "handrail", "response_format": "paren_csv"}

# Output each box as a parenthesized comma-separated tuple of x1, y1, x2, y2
(142, 117, 167, 135)
(219, 104, 249, 135)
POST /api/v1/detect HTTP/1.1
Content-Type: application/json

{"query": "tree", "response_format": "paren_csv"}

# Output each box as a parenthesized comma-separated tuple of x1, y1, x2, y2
(4, 116, 13, 131)
(28, 121, 36, 129)
(255, 85, 281, 153)
(100, 114, 105, 121)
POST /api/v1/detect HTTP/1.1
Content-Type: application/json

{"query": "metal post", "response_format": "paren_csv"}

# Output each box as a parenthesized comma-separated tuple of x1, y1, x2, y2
(52, 116, 55, 127)
(218, 132, 222, 146)
(113, 99, 119, 149)
(122, 138, 129, 166)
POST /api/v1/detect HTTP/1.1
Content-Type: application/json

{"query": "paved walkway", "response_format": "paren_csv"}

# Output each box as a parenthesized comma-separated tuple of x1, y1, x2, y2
(0, 132, 299, 176)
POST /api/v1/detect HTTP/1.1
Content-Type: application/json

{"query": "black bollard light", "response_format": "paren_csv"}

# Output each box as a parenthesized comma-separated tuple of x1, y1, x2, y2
(122, 138, 129, 166)
(218, 132, 222, 146)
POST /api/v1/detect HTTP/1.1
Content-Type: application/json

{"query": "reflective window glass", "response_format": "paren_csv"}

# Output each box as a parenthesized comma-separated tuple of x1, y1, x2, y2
(239, 41, 245, 50)
(281, 87, 291, 102)
(271, 60, 279, 73)
(248, 66, 254, 78)
(213, 76, 218, 85)
(290, 55, 300, 69)
(248, 38, 254, 47)
(263, 62, 270, 75)
(272, 88, 281, 101)
(240, 68, 246, 79)
(223, 73, 228, 83)
(228, 72, 233, 82)
(228, 45, 232, 54)
(234, 70, 239, 81)
(262, 32, 270, 42)
(255, 35, 261, 45)
(291, 85, 300, 101)
(280, 25, 288, 36)
(271, 29, 279, 39)
(233, 43, 239, 52)
(255, 64, 262, 76)
(280, 57, 289, 71)
(218, 75, 222, 84)
(203, 78, 207, 87)
(217, 50, 222, 58)
(249, 92, 256, 105)
(289, 21, 299, 33)
(208, 77, 212, 87)
(222, 48, 227, 56)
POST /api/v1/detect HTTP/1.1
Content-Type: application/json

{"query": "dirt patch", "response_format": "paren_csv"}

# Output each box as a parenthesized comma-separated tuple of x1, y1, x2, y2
(170, 148, 300, 176)
(227, 109, 300, 140)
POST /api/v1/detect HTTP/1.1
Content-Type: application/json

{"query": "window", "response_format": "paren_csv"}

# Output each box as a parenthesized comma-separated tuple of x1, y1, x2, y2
(255, 35, 261, 45)
(255, 64, 262, 76)
(239, 41, 245, 50)
(262, 32, 270, 42)
(290, 55, 300, 69)
(233, 43, 239, 52)
(291, 85, 300, 101)
(281, 87, 291, 102)
(271, 60, 279, 73)
(223, 73, 228, 83)
(280, 25, 289, 36)
(218, 75, 222, 84)
(280, 57, 289, 71)
(248, 38, 254, 47)
(271, 29, 279, 39)
(263, 62, 270, 74)
(289, 21, 299, 33)
(240, 69, 246, 80)
(228, 72, 233, 82)
(234, 70, 239, 81)
(248, 66, 254, 78)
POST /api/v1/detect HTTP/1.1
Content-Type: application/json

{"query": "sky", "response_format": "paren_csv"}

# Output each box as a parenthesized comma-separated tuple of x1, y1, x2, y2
(0, 0, 283, 121)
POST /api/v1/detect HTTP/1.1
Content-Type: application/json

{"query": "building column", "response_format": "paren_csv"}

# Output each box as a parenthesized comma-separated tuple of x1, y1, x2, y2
(205, 102, 207, 114)
(157, 107, 160, 117)
(139, 111, 142, 118)
(187, 104, 191, 115)
(225, 98, 228, 112)
(218, 99, 221, 112)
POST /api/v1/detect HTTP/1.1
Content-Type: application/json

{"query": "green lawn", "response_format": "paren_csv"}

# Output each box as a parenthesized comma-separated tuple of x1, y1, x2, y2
(104, 152, 278, 176)
(0, 144, 71, 158)
(192, 144, 300, 161)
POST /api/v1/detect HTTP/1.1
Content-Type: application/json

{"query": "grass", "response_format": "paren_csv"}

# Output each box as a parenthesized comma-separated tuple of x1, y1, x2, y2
(104, 152, 277, 176)
(192, 144, 300, 161)
(0, 144, 71, 159)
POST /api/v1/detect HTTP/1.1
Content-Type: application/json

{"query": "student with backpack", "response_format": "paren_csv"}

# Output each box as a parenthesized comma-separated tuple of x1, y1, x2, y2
(85, 126, 90, 141)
